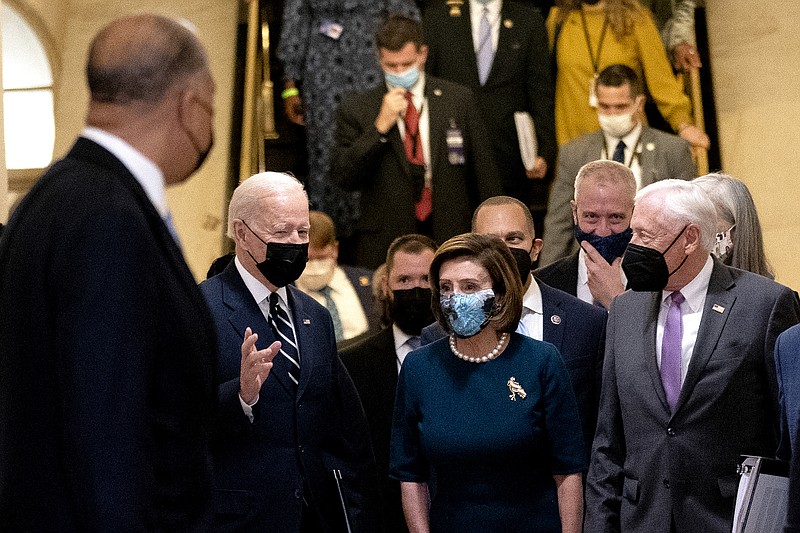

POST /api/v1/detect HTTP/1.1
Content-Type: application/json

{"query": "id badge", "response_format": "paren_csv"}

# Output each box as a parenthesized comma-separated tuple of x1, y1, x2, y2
(446, 120, 465, 165)
(319, 19, 343, 40)
(588, 73, 599, 108)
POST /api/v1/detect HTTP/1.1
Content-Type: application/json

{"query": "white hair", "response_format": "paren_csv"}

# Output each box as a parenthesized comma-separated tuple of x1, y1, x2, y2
(635, 179, 717, 251)
(226, 172, 307, 238)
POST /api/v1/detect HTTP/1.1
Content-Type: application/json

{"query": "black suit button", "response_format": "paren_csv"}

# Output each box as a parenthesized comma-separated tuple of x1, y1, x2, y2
(663, 479, 670, 489)
(294, 488, 302, 499)
(667, 427, 675, 436)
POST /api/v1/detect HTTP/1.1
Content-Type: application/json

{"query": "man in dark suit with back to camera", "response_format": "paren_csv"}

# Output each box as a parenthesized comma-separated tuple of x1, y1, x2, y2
(340, 233, 437, 533)
(540, 64, 696, 266)
(536, 160, 635, 309)
(421, 196, 607, 462)
(332, 14, 501, 269)
(585, 179, 800, 533)
(200, 172, 380, 532)
(0, 14, 217, 531)
(423, 0, 556, 228)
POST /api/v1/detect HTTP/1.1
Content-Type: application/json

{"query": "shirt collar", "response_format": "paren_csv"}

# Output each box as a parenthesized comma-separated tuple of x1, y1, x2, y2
(393, 323, 414, 351)
(81, 126, 168, 218)
(234, 255, 288, 308)
(470, 0, 502, 20)
(524, 275, 543, 315)
(661, 255, 714, 313)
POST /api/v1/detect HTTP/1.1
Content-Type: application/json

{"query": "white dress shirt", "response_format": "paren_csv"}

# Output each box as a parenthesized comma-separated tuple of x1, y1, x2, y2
(296, 266, 369, 340)
(601, 121, 644, 190)
(469, 0, 502, 56)
(518, 276, 544, 341)
(81, 126, 168, 218)
(656, 255, 713, 384)
(394, 73, 432, 187)
(393, 324, 418, 374)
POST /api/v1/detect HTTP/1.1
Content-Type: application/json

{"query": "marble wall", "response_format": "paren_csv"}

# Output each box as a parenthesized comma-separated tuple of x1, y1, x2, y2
(706, 2, 800, 289)
(3, 0, 239, 279)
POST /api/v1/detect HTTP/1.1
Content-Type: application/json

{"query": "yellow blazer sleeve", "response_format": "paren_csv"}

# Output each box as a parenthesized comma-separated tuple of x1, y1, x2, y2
(633, 12, 692, 132)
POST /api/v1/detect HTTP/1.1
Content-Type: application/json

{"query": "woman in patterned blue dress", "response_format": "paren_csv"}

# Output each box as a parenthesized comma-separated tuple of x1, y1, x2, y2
(278, 0, 418, 241)
(390, 233, 585, 532)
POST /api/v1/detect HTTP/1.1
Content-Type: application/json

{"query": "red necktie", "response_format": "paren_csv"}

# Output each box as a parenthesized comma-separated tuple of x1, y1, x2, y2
(404, 91, 432, 221)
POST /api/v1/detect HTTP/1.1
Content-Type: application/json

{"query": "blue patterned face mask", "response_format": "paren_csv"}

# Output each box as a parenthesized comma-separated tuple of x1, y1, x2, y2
(440, 288, 496, 338)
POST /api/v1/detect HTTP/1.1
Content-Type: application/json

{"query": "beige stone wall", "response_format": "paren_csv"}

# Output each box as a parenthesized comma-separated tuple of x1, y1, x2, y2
(11, 0, 239, 279)
(706, 2, 800, 291)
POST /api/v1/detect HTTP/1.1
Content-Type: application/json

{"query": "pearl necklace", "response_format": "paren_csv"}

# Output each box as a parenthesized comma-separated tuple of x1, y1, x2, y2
(449, 332, 509, 363)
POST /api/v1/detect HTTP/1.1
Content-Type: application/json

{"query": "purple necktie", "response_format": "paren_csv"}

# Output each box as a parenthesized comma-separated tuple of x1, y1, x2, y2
(476, 7, 493, 85)
(661, 291, 685, 410)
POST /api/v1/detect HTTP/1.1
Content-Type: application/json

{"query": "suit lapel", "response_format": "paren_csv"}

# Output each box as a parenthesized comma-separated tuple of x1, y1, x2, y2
(454, 7, 481, 85)
(637, 127, 659, 187)
(489, 2, 517, 86)
(674, 262, 736, 414)
(425, 79, 447, 177)
(540, 281, 566, 351)
(641, 292, 670, 411)
(221, 265, 296, 396)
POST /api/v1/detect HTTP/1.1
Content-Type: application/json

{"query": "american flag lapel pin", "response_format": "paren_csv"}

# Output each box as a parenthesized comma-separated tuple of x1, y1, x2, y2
(712, 304, 725, 314)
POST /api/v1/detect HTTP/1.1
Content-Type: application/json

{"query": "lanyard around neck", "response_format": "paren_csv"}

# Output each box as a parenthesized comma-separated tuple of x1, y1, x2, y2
(579, 8, 609, 75)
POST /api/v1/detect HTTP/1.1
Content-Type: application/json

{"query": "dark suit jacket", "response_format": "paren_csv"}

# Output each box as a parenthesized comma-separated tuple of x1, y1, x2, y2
(0, 138, 217, 531)
(424, 0, 556, 207)
(776, 323, 800, 461)
(200, 262, 380, 533)
(332, 76, 502, 269)
(585, 260, 800, 533)
(420, 278, 606, 461)
(788, 421, 800, 532)
(534, 251, 580, 297)
(339, 328, 407, 533)
(540, 127, 696, 266)
(342, 264, 380, 334)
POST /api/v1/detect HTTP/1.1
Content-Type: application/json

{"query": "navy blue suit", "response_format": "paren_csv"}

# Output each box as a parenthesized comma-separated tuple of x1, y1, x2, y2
(200, 262, 380, 533)
(421, 278, 606, 461)
(777, 323, 800, 460)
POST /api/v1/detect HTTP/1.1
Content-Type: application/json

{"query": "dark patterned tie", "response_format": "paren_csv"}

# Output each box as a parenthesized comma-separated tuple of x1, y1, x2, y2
(269, 292, 301, 386)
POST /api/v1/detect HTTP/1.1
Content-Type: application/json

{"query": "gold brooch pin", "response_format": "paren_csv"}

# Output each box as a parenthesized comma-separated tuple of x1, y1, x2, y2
(507, 377, 527, 401)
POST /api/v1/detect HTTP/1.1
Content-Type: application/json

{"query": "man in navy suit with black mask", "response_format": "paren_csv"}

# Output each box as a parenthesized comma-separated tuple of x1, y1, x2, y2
(200, 172, 380, 532)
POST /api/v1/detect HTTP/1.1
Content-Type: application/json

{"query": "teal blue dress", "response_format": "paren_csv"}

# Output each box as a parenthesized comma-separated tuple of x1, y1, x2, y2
(389, 333, 586, 532)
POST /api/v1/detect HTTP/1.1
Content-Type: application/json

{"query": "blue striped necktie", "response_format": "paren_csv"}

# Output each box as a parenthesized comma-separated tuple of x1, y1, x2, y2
(269, 292, 301, 386)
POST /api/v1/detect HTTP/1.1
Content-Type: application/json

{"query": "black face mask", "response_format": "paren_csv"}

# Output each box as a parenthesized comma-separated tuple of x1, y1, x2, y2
(390, 287, 435, 336)
(574, 225, 633, 264)
(621, 225, 688, 291)
(243, 221, 309, 287)
(508, 246, 533, 283)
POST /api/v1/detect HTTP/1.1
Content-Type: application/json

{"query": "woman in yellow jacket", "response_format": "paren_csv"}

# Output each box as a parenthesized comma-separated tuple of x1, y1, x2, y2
(547, 0, 708, 149)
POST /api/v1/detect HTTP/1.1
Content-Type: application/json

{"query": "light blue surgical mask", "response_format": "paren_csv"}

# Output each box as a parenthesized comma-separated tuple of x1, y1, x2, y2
(385, 65, 420, 90)
(440, 288, 496, 338)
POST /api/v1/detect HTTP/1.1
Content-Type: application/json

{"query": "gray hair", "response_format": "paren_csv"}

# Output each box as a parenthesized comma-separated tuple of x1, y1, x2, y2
(635, 179, 717, 251)
(227, 172, 308, 238)
(693, 173, 774, 278)
(574, 160, 636, 201)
